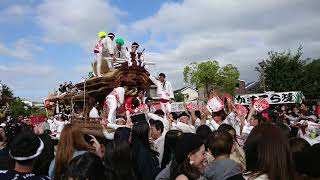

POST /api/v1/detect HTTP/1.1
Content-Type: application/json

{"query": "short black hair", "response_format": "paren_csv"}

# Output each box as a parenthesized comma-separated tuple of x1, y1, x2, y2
(149, 119, 156, 125)
(179, 112, 190, 118)
(145, 97, 153, 104)
(196, 125, 212, 148)
(108, 32, 115, 37)
(207, 130, 233, 157)
(196, 125, 212, 140)
(154, 109, 165, 117)
(170, 112, 178, 120)
(158, 73, 166, 78)
(132, 42, 139, 46)
(212, 110, 226, 120)
(131, 98, 140, 108)
(195, 110, 201, 119)
(150, 120, 164, 133)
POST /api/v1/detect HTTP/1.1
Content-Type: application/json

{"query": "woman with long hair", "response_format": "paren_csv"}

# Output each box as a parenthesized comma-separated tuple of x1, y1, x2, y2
(48, 124, 95, 180)
(244, 123, 294, 180)
(104, 139, 136, 180)
(156, 130, 183, 180)
(131, 121, 160, 180)
(161, 130, 183, 169)
(170, 133, 206, 180)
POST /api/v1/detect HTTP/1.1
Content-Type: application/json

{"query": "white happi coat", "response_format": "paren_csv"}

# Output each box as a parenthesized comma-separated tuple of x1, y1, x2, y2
(102, 38, 115, 57)
(105, 87, 125, 124)
(114, 46, 129, 59)
(149, 76, 174, 100)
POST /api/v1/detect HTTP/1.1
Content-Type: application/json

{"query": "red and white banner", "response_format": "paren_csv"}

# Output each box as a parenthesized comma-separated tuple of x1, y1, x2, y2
(253, 98, 270, 111)
(207, 96, 224, 112)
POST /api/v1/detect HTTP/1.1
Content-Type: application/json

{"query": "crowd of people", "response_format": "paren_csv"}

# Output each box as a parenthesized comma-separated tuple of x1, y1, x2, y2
(1, 85, 320, 179)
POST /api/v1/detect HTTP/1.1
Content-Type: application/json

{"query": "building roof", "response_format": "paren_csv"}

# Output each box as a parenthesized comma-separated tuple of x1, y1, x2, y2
(174, 86, 198, 93)
(245, 81, 259, 89)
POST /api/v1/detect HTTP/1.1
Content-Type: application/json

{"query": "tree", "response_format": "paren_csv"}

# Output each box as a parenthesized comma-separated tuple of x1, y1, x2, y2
(255, 46, 320, 100)
(183, 61, 240, 98)
(174, 92, 185, 102)
(9, 98, 32, 118)
(301, 58, 320, 99)
(0, 82, 14, 98)
(259, 46, 306, 92)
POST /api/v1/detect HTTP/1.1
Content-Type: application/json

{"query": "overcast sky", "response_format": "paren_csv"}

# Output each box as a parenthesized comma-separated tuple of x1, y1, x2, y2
(0, 0, 319, 102)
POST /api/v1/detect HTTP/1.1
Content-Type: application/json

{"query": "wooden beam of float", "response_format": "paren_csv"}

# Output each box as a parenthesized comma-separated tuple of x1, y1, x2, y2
(75, 64, 152, 94)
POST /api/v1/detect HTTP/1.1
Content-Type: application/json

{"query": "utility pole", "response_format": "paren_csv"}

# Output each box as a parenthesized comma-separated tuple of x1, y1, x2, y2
(258, 60, 266, 92)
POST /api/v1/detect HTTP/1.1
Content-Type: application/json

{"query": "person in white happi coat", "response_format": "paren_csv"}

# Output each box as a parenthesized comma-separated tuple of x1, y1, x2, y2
(113, 38, 130, 64)
(149, 73, 174, 113)
(104, 32, 116, 70)
(93, 31, 107, 77)
(172, 112, 196, 133)
(127, 42, 144, 67)
(104, 84, 128, 124)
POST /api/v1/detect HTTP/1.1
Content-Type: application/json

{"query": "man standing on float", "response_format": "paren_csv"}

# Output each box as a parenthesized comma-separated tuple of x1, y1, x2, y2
(127, 42, 144, 67)
(93, 31, 106, 77)
(104, 32, 116, 71)
(114, 38, 129, 60)
(149, 73, 174, 113)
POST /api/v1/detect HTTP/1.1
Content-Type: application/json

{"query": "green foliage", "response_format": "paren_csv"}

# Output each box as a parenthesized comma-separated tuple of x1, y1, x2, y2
(183, 60, 240, 96)
(31, 110, 47, 117)
(263, 46, 306, 92)
(1, 83, 14, 98)
(9, 98, 32, 118)
(174, 92, 185, 102)
(218, 64, 241, 93)
(301, 59, 320, 99)
(257, 46, 320, 100)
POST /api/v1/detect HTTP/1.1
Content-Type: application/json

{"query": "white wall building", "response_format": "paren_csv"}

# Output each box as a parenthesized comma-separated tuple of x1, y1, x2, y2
(174, 87, 199, 101)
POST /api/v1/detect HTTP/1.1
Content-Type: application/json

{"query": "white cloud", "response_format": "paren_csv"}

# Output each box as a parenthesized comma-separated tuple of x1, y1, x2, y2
(130, 0, 320, 89)
(2, 0, 320, 100)
(36, 0, 125, 49)
(0, 63, 55, 77)
(0, 62, 68, 101)
(0, 4, 32, 23)
(74, 64, 91, 74)
(0, 39, 42, 61)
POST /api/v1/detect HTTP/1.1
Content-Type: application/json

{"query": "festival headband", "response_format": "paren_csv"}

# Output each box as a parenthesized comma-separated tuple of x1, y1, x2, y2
(126, 87, 138, 96)
(9, 138, 44, 161)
